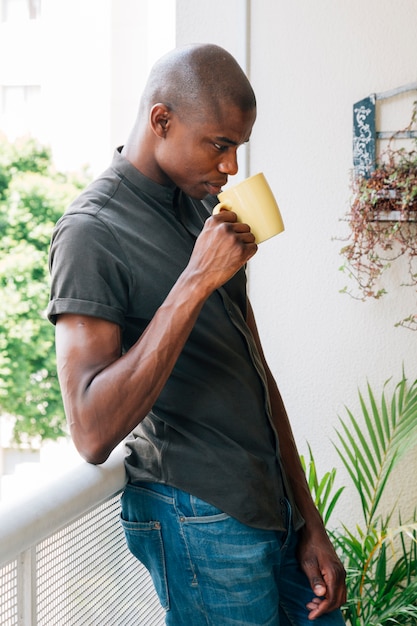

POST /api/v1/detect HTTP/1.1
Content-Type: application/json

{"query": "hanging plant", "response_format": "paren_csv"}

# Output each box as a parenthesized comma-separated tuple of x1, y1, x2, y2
(339, 103, 417, 330)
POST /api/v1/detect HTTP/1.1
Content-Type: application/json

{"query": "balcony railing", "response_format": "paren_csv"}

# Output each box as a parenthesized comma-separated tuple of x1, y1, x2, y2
(0, 444, 165, 625)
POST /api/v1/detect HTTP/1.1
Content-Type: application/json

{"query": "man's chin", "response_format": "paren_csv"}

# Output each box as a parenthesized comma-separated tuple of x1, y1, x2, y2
(185, 188, 213, 201)
(178, 182, 220, 200)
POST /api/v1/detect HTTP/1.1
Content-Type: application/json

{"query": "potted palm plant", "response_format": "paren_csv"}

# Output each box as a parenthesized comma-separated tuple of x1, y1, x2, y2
(302, 372, 417, 625)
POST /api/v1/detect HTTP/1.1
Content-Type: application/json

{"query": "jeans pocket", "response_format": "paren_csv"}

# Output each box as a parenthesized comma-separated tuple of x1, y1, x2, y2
(120, 515, 169, 610)
(177, 493, 231, 522)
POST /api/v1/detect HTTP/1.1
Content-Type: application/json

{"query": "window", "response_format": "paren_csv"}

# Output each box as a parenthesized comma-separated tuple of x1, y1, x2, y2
(1, 84, 40, 113)
(0, 84, 42, 137)
(1, 0, 41, 22)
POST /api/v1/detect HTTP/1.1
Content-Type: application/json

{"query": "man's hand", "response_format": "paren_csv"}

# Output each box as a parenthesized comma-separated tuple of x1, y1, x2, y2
(187, 210, 257, 293)
(297, 525, 346, 620)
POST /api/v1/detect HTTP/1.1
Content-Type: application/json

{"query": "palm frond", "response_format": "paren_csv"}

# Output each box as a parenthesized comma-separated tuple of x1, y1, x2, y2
(300, 443, 344, 525)
(334, 373, 417, 526)
(304, 372, 417, 626)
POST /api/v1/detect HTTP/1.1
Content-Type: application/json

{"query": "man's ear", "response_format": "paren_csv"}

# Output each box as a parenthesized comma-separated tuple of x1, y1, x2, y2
(150, 103, 171, 138)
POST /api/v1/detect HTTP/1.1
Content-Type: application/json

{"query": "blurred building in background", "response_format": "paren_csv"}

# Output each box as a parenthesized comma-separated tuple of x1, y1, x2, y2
(0, 0, 175, 175)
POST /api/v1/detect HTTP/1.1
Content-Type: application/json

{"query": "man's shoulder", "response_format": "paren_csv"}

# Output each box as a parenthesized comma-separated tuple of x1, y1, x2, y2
(66, 167, 123, 218)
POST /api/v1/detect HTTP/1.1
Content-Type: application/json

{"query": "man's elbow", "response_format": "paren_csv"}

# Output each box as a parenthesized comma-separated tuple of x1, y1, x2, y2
(71, 430, 113, 465)
(81, 447, 111, 465)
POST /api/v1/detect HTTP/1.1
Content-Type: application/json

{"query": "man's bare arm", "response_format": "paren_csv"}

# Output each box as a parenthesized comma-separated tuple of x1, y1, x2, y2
(245, 299, 346, 618)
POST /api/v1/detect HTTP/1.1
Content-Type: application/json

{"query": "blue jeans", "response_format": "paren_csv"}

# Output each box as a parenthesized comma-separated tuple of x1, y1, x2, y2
(120, 482, 345, 626)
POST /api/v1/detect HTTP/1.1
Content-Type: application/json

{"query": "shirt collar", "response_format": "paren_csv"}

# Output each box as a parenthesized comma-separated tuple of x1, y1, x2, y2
(113, 147, 177, 206)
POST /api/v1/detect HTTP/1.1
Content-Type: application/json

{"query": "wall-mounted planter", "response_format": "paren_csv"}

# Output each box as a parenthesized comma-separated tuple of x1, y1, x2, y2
(353, 82, 417, 179)
(352, 145, 417, 222)
(369, 189, 417, 222)
(339, 84, 417, 329)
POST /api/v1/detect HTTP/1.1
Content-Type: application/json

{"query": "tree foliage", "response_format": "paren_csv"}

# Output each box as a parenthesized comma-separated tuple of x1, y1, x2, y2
(0, 134, 90, 443)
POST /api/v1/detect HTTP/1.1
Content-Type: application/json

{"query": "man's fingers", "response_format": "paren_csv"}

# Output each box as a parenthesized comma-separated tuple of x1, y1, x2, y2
(312, 578, 327, 597)
(302, 557, 346, 619)
(212, 211, 255, 238)
(212, 208, 238, 222)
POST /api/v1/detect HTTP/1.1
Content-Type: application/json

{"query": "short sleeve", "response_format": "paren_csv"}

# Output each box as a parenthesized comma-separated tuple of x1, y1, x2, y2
(47, 211, 131, 327)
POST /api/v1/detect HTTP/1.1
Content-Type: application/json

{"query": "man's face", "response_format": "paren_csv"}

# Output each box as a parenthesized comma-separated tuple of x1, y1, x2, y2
(155, 102, 256, 199)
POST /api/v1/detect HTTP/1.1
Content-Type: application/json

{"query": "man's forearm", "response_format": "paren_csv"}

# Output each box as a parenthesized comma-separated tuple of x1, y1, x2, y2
(57, 270, 211, 464)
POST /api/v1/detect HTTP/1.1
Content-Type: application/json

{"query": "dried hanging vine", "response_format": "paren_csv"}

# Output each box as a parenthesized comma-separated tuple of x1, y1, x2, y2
(339, 103, 417, 330)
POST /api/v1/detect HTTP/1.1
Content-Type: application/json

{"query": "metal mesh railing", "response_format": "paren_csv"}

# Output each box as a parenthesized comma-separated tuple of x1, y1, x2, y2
(0, 462, 165, 626)
(0, 497, 164, 626)
(35, 495, 164, 625)
(0, 560, 18, 625)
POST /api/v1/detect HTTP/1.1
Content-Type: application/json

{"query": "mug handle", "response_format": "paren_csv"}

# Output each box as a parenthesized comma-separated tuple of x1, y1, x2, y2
(213, 202, 232, 215)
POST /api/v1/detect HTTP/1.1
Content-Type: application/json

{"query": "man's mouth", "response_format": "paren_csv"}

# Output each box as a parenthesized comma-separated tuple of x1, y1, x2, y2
(206, 181, 227, 195)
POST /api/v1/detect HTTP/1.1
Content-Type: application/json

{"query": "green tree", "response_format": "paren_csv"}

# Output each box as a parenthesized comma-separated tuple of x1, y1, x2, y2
(0, 134, 90, 443)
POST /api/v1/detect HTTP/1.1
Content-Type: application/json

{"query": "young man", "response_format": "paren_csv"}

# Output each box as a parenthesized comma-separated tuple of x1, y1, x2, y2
(48, 44, 346, 625)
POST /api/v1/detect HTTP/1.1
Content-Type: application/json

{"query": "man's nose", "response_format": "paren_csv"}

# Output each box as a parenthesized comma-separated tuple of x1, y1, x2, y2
(218, 151, 238, 176)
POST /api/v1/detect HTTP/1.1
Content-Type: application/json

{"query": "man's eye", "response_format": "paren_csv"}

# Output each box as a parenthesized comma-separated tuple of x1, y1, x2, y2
(214, 143, 228, 151)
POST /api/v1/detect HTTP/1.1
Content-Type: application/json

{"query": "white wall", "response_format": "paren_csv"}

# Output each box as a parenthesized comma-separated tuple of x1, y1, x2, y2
(176, 0, 417, 528)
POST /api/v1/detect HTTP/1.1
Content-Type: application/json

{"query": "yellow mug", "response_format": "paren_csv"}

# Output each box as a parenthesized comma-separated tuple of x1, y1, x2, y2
(213, 172, 284, 244)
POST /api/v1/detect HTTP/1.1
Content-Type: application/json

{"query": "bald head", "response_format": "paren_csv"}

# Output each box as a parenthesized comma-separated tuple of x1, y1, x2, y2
(139, 43, 256, 122)
(123, 44, 256, 188)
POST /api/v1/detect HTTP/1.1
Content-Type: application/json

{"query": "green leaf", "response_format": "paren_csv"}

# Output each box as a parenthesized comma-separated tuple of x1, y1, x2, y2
(0, 135, 91, 443)
(329, 371, 417, 625)
(359, 386, 382, 467)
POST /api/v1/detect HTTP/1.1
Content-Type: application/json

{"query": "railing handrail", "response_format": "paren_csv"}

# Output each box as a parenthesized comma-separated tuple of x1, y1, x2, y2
(0, 444, 127, 568)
